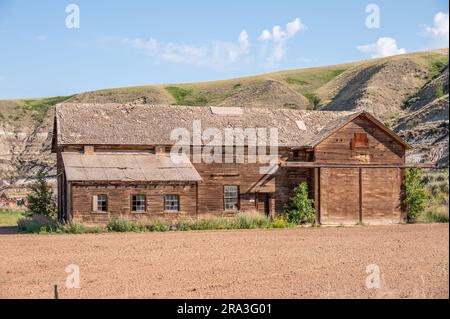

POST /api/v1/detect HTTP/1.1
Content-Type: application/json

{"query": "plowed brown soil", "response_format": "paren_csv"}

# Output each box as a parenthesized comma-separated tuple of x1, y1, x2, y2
(0, 224, 448, 299)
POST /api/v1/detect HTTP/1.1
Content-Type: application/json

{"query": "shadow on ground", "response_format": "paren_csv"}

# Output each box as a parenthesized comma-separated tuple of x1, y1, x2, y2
(0, 226, 19, 235)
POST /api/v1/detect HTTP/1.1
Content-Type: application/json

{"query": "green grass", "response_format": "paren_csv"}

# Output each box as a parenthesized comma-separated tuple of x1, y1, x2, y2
(420, 169, 449, 223)
(16, 212, 296, 234)
(166, 86, 208, 106)
(422, 54, 449, 79)
(0, 209, 25, 226)
(13, 96, 71, 124)
(436, 83, 445, 98)
(423, 211, 449, 223)
(302, 92, 321, 110)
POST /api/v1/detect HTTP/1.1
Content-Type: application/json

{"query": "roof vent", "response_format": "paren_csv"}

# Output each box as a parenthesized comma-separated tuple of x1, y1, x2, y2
(210, 106, 243, 117)
(296, 120, 307, 130)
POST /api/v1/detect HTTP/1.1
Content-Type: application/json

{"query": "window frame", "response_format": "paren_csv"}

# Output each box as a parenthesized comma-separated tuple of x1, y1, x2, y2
(92, 194, 108, 213)
(131, 194, 147, 213)
(224, 185, 240, 211)
(351, 133, 369, 149)
(164, 194, 180, 212)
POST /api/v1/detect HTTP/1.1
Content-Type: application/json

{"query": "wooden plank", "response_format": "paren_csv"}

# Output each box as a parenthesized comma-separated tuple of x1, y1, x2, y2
(313, 168, 320, 224)
(320, 168, 359, 225)
(361, 168, 402, 224)
(281, 162, 436, 168)
(359, 168, 362, 223)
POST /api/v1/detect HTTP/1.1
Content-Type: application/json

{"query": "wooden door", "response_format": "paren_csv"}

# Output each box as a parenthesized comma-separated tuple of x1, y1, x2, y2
(319, 168, 360, 224)
(361, 168, 402, 224)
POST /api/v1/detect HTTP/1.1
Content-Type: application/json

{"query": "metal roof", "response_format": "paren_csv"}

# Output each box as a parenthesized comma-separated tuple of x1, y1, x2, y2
(62, 152, 202, 182)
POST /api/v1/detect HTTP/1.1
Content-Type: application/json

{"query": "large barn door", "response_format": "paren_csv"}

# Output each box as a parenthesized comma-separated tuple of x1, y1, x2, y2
(361, 168, 402, 224)
(319, 168, 360, 224)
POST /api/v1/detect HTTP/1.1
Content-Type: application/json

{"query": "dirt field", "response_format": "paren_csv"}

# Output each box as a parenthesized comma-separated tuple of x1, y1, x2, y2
(0, 224, 448, 299)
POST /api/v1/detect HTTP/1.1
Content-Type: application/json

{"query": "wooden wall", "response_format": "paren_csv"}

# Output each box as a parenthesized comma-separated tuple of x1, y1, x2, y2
(70, 183, 197, 224)
(319, 167, 403, 225)
(320, 168, 360, 224)
(361, 168, 402, 224)
(314, 116, 405, 164)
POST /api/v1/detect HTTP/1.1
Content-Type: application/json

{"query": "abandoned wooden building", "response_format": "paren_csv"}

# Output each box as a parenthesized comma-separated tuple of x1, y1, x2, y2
(52, 103, 414, 225)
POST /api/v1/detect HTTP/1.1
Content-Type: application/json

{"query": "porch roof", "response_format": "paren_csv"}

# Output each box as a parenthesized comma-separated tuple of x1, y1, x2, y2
(62, 152, 202, 183)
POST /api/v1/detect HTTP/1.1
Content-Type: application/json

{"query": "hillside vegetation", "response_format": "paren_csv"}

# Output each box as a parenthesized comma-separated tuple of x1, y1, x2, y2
(0, 48, 448, 184)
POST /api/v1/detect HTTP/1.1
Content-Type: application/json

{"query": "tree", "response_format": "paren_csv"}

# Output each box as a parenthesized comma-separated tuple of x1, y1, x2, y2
(284, 182, 316, 224)
(405, 168, 427, 223)
(26, 168, 56, 218)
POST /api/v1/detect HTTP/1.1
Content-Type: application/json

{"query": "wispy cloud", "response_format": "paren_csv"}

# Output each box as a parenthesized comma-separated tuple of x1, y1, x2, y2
(123, 30, 250, 69)
(357, 37, 406, 58)
(421, 12, 449, 48)
(35, 35, 48, 41)
(259, 18, 306, 65)
(122, 18, 305, 69)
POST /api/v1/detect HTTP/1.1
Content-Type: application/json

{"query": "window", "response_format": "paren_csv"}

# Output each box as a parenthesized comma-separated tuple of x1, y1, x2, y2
(92, 194, 107, 212)
(351, 133, 369, 149)
(131, 194, 146, 212)
(224, 185, 239, 210)
(165, 194, 180, 211)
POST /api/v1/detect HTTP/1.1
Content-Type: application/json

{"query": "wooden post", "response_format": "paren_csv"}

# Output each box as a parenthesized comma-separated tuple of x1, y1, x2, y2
(314, 168, 320, 224)
(359, 168, 363, 223)
(54, 284, 59, 299)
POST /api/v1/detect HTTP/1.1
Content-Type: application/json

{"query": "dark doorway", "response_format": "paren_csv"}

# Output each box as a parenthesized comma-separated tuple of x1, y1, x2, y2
(258, 193, 270, 216)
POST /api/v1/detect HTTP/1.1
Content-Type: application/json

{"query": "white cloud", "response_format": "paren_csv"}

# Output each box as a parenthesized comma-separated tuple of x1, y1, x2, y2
(259, 18, 306, 65)
(422, 12, 449, 48)
(259, 30, 271, 41)
(123, 30, 250, 69)
(122, 18, 307, 69)
(357, 37, 406, 58)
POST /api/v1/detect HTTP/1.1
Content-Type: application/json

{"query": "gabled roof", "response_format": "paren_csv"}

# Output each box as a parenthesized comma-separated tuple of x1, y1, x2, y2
(54, 103, 409, 149)
(308, 111, 411, 149)
(62, 152, 202, 182)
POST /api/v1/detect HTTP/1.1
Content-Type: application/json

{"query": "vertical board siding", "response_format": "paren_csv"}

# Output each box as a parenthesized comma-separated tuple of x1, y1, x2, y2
(361, 168, 402, 224)
(320, 168, 360, 225)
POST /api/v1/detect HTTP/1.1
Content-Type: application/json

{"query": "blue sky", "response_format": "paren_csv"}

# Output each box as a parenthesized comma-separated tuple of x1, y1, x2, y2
(0, 0, 448, 99)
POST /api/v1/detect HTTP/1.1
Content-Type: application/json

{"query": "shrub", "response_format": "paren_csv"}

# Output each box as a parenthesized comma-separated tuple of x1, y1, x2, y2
(26, 168, 57, 218)
(107, 218, 146, 232)
(146, 220, 170, 232)
(435, 83, 445, 98)
(405, 168, 427, 223)
(271, 216, 292, 229)
(17, 215, 58, 234)
(189, 218, 231, 230)
(284, 182, 316, 224)
(175, 221, 191, 231)
(232, 212, 270, 229)
(60, 223, 105, 234)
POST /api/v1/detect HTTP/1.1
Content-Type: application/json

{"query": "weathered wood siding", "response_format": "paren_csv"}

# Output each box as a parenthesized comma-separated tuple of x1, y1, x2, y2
(315, 116, 405, 164)
(319, 167, 404, 224)
(70, 183, 197, 224)
(361, 168, 402, 224)
(191, 147, 310, 215)
(320, 168, 360, 224)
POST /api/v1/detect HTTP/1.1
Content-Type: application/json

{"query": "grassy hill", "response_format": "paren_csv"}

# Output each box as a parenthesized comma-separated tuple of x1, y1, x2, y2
(0, 48, 448, 183)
